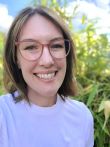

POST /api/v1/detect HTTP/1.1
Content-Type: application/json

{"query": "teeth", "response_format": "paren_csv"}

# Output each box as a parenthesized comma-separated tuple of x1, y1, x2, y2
(36, 73, 55, 79)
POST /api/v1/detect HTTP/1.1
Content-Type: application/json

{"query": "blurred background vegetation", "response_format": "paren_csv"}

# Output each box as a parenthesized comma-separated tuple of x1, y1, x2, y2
(0, 0, 110, 146)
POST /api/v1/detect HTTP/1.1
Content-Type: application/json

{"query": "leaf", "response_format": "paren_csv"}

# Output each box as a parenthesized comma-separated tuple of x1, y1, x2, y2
(87, 84, 98, 106)
(103, 100, 110, 129)
(98, 100, 105, 112)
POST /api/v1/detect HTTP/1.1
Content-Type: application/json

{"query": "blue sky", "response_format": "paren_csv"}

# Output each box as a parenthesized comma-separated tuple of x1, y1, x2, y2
(0, 0, 31, 16)
(0, 0, 110, 16)
(0, 0, 110, 36)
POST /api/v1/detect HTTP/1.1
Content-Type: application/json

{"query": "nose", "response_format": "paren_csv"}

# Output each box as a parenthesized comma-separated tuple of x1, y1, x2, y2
(38, 46, 54, 67)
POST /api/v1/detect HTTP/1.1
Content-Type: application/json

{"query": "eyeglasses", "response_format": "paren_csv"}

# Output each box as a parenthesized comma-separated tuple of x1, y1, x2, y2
(15, 38, 70, 61)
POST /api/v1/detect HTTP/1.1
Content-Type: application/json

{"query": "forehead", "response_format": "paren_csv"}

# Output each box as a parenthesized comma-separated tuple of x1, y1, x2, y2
(19, 14, 63, 41)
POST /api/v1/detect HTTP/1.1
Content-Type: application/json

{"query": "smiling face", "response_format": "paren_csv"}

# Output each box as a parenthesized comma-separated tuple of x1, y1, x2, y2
(17, 14, 67, 106)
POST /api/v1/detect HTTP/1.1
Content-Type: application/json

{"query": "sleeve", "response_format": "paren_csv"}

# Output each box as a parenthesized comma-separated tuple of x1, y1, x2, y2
(0, 107, 3, 131)
(0, 108, 3, 145)
(85, 107, 94, 147)
(0, 107, 7, 147)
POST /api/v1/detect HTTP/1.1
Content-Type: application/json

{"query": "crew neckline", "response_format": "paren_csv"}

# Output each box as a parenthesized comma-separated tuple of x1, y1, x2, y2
(23, 94, 64, 116)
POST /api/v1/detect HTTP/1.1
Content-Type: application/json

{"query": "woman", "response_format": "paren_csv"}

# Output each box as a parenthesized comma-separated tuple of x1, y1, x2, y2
(0, 6, 94, 147)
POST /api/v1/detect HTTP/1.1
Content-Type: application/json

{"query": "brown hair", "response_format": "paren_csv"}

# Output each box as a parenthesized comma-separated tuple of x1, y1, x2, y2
(3, 6, 77, 102)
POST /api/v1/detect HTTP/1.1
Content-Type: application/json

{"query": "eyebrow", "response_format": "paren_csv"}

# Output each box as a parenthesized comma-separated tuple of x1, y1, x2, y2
(19, 37, 64, 42)
(50, 37, 64, 42)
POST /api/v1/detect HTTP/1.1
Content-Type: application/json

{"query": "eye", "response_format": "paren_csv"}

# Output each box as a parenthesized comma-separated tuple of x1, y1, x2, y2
(24, 45, 38, 50)
(51, 43, 64, 49)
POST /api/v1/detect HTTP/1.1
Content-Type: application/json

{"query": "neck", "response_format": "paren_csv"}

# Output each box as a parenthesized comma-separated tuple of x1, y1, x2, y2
(28, 90, 57, 107)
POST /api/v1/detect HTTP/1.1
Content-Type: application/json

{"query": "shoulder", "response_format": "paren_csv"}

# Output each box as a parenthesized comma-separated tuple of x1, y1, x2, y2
(63, 97, 93, 123)
(62, 97, 94, 140)
(0, 93, 14, 107)
(0, 93, 16, 118)
(0, 93, 15, 146)
(0, 92, 18, 127)
(0, 94, 10, 130)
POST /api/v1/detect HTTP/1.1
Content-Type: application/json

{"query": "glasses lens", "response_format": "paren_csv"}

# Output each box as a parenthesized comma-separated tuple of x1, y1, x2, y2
(50, 39, 70, 59)
(18, 41, 42, 60)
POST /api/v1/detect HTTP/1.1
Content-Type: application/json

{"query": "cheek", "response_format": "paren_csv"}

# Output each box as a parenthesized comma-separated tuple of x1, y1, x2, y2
(17, 51, 31, 69)
(60, 59, 66, 71)
(20, 62, 33, 75)
(17, 53, 33, 76)
(57, 59, 67, 76)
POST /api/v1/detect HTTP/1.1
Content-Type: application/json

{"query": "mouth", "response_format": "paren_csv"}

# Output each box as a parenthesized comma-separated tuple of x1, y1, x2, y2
(34, 72, 57, 80)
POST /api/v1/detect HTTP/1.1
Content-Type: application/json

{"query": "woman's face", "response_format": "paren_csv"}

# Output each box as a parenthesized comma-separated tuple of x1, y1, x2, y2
(17, 14, 67, 105)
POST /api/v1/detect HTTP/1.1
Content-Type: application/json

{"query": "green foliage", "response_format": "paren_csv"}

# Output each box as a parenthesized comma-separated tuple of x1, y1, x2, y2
(75, 14, 110, 147)
(75, 17, 110, 79)
(0, 32, 5, 94)
(0, 0, 110, 146)
(0, 32, 4, 55)
(77, 77, 110, 147)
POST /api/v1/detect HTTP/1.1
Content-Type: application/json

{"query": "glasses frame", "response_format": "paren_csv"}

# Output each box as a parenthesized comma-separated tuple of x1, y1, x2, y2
(15, 38, 70, 61)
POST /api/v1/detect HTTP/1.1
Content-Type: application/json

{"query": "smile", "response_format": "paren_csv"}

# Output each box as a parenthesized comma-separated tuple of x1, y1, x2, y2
(35, 72, 56, 80)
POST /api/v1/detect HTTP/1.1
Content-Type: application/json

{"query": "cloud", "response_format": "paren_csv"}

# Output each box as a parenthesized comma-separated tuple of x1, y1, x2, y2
(0, 4, 13, 32)
(66, 1, 110, 35)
